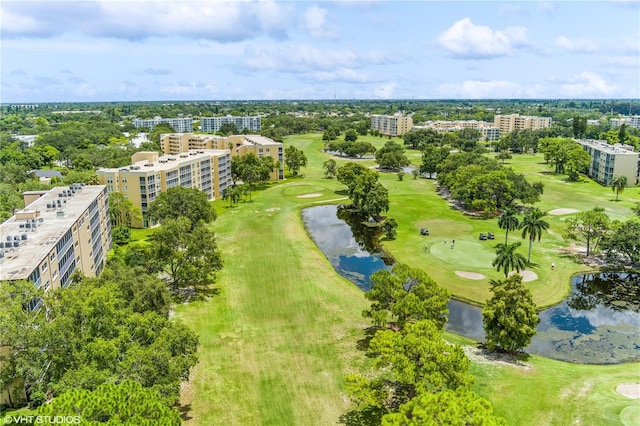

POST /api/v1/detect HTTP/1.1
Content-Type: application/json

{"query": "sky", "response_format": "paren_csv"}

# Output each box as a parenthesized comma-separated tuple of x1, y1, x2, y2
(1, 0, 639, 103)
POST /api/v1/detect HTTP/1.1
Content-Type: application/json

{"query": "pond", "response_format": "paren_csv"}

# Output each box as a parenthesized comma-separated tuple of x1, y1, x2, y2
(302, 204, 640, 364)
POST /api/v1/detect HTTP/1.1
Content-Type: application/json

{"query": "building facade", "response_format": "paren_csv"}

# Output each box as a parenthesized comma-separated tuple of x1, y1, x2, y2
(610, 116, 640, 129)
(575, 139, 640, 187)
(133, 117, 193, 133)
(97, 150, 231, 228)
(200, 115, 261, 133)
(415, 120, 500, 141)
(370, 114, 413, 137)
(493, 114, 552, 133)
(160, 133, 284, 181)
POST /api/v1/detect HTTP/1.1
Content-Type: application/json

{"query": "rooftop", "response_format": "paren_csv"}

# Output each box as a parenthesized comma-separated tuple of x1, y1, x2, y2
(0, 185, 106, 281)
(97, 149, 229, 174)
(575, 139, 639, 156)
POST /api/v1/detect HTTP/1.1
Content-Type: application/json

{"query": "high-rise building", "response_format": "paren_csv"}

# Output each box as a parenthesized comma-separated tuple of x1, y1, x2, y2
(370, 114, 413, 136)
(160, 133, 284, 181)
(0, 185, 111, 291)
(97, 150, 231, 228)
(200, 115, 261, 132)
(414, 120, 500, 141)
(133, 117, 193, 133)
(575, 139, 640, 187)
(493, 114, 552, 133)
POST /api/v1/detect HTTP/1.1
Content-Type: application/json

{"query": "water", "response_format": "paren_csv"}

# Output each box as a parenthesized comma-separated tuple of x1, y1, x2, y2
(302, 204, 640, 364)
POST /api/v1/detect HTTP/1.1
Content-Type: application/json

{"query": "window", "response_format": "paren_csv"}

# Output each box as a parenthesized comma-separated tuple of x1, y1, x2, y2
(41, 262, 48, 272)
(52, 271, 58, 280)
(50, 252, 56, 261)
(44, 281, 50, 291)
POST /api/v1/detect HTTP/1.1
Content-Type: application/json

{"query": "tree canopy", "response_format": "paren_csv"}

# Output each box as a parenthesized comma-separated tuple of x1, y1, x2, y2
(284, 145, 308, 177)
(482, 275, 539, 352)
(146, 186, 216, 228)
(375, 141, 410, 170)
(564, 207, 611, 256)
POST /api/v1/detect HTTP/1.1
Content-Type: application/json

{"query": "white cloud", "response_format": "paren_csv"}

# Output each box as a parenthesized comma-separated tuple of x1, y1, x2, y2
(242, 44, 394, 73)
(560, 72, 616, 97)
(1, 1, 293, 42)
(436, 80, 546, 98)
(374, 83, 396, 99)
(555, 36, 597, 54)
(312, 69, 375, 84)
(302, 5, 336, 39)
(437, 18, 529, 59)
(161, 82, 220, 96)
(73, 83, 96, 97)
(601, 56, 640, 68)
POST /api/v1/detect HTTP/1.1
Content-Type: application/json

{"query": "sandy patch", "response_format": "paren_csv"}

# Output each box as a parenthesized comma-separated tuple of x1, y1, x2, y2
(265, 207, 280, 212)
(549, 208, 579, 215)
(455, 271, 486, 280)
(509, 270, 538, 282)
(617, 383, 640, 399)
(297, 193, 323, 198)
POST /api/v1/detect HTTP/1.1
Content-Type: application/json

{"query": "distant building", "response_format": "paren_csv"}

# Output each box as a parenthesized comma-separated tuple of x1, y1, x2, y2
(161, 133, 284, 181)
(133, 117, 193, 132)
(610, 116, 640, 129)
(493, 114, 552, 133)
(415, 120, 500, 141)
(575, 139, 639, 187)
(97, 150, 231, 228)
(371, 114, 413, 137)
(201, 115, 261, 133)
(29, 169, 63, 184)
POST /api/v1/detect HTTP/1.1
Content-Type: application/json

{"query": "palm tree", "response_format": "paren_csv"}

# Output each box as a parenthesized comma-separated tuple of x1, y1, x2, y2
(492, 242, 527, 278)
(497, 207, 520, 245)
(519, 208, 550, 263)
(611, 175, 627, 201)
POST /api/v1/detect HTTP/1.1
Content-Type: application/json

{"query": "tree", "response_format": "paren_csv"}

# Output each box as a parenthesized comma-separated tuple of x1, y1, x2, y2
(411, 169, 419, 180)
(611, 175, 627, 201)
(37, 381, 181, 425)
(108, 192, 141, 227)
(344, 141, 376, 158)
(363, 263, 449, 330)
(323, 159, 337, 179)
(375, 141, 410, 170)
(284, 145, 308, 177)
(111, 225, 131, 244)
(396, 171, 405, 181)
(492, 242, 526, 278)
(572, 116, 587, 138)
(218, 122, 239, 135)
(231, 153, 274, 201)
(146, 186, 216, 228)
(345, 128, 359, 142)
(601, 220, 640, 266)
(383, 218, 398, 240)
(519, 208, 550, 263)
(497, 207, 520, 245)
(420, 146, 449, 178)
(362, 183, 389, 219)
(565, 146, 590, 181)
(381, 388, 506, 426)
(221, 185, 242, 207)
(564, 207, 611, 256)
(147, 217, 223, 291)
(345, 321, 472, 411)
(632, 202, 640, 218)
(482, 275, 539, 352)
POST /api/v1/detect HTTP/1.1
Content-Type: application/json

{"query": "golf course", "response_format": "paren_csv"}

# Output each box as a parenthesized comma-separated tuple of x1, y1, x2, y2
(175, 133, 640, 425)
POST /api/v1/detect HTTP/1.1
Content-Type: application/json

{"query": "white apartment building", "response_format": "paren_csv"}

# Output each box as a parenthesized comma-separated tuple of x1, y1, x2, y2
(575, 139, 640, 187)
(415, 120, 500, 141)
(133, 117, 193, 133)
(201, 115, 261, 133)
(493, 114, 552, 133)
(610, 116, 640, 129)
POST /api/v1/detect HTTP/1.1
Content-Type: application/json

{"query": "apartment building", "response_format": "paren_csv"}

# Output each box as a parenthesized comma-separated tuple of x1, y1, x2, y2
(370, 114, 414, 137)
(201, 115, 261, 132)
(0, 185, 111, 406)
(493, 114, 552, 133)
(133, 117, 193, 133)
(161, 133, 284, 181)
(96, 150, 231, 228)
(415, 120, 500, 141)
(575, 139, 640, 187)
(610, 116, 640, 129)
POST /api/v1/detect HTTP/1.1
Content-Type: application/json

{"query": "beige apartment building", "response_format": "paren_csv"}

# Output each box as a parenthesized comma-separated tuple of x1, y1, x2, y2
(493, 114, 552, 133)
(97, 150, 231, 228)
(415, 120, 500, 141)
(0, 185, 111, 406)
(575, 139, 640, 187)
(161, 133, 284, 181)
(370, 114, 414, 137)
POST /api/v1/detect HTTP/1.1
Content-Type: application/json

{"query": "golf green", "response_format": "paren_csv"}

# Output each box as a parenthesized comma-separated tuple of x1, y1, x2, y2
(428, 239, 497, 269)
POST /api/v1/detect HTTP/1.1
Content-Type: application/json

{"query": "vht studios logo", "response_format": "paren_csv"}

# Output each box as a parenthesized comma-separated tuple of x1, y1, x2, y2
(4, 416, 81, 424)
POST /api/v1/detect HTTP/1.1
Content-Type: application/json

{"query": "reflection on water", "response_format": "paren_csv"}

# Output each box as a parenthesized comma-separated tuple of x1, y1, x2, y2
(302, 205, 640, 364)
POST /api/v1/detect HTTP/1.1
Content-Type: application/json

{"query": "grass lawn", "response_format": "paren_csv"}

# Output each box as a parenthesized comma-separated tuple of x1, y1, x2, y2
(172, 133, 639, 425)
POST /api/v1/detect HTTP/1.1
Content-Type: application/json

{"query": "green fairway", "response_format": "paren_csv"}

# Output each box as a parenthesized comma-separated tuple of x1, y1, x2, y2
(173, 133, 640, 425)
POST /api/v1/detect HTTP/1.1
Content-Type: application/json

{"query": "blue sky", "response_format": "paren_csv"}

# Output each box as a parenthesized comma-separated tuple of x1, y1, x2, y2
(2, 1, 639, 102)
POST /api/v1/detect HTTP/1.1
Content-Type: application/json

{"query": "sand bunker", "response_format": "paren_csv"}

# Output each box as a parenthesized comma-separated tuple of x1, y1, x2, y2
(455, 271, 486, 280)
(509, 270, 538, 282)
(549, 208, 579, 215)
(297, 193, 323, 198)
(617, 383, 640, 399)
